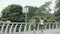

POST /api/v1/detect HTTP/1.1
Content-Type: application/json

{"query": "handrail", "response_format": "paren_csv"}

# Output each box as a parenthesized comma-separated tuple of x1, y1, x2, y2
(0, 22, 60, 34)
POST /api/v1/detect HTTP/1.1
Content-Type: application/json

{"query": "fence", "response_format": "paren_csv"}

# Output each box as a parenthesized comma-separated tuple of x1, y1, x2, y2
(0, 22, 60, 34)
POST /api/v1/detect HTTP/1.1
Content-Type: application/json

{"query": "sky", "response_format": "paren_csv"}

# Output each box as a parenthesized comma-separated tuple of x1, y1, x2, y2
(0, 0, 56, 14)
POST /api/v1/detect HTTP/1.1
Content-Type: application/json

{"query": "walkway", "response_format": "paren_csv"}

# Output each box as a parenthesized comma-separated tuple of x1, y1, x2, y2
(8, 29, 60, 34)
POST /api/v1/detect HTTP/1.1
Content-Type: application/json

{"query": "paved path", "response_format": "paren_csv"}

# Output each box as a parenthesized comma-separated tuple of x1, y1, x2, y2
(7, 29, 60, 34)
(0, 31, 2, 34)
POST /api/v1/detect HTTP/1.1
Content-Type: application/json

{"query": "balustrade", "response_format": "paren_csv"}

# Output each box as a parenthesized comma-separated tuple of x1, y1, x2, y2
(0, 22, 60, 34)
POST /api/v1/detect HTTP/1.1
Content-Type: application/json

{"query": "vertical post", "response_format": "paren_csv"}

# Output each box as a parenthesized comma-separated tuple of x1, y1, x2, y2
(25, 13, 27, 23)
(58, 23, 59, 28)
(59, 23, 60, 28)
(52, 23, 54, 29)
(37, 24, 39, 30)
(1, 23, 5, 34)
(56, 23, 58, 29)
(5, 24, 9, 34)
(28, 23, 31, 31)
(9, 24, 13, 33)
(45, 23, 47, 29)
(22, 7, 29, 23)
(24, 23, 27, 31)
(49, 23, 51, 29)
(14, 24, 18, 33)
(19, 24, 22, 32)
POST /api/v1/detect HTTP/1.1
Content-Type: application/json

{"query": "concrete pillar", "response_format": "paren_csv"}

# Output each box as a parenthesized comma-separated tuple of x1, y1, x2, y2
(59, 23, 60, 28)
(45, 23, 47, 29)
(37, 24, 39, 30)
(19, 24, 22, 32)
(49, 23, 51, 29)
(58, 23, 59, 28)
(28, 23, 31, 31)
(52, 23, 54, 29)
(9, 24, 13, 33)
(56, 23, 58, 29)
(24, 23, 27, 31)
(14, 24, 18, 33)
(1, 23, 5, 34)
(5, 24, 9, 34)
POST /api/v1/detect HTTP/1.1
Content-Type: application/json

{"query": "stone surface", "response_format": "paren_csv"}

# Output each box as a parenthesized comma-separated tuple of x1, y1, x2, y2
(0, 31, 2, 34)
(7, 29, 60, 34)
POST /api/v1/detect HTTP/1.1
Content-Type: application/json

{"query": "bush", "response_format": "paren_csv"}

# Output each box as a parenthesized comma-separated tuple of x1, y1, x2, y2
(32, 16, 40, 22)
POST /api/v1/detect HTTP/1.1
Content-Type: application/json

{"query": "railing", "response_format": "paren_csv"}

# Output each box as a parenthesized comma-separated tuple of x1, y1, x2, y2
(0, 22, 60, 34)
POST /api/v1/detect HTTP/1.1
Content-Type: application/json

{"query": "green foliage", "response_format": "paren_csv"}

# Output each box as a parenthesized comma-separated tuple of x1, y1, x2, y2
(43, 17, 47, 22)
(0, 1, 56, 23)
(32, 1, 53, 22)
(35, 1, 51, 16)
(26, 1, 54, 23)
(26, 6, 38, 19)
(53, 0, 60, 22)
(47, 19, 56, 22)
(32, 16, 40, 22)
(1, 4, 25, 22)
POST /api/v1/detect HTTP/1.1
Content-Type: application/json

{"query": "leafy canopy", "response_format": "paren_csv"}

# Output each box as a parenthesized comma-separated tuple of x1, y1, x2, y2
(1, 4, 25, 22)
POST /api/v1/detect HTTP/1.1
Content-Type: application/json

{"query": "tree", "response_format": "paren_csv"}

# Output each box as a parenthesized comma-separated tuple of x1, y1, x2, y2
(54, 0, 60, 22)
(1, 4, 25, 22)
(32, 1, 52, 22)
(35, 1, 52, 17)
